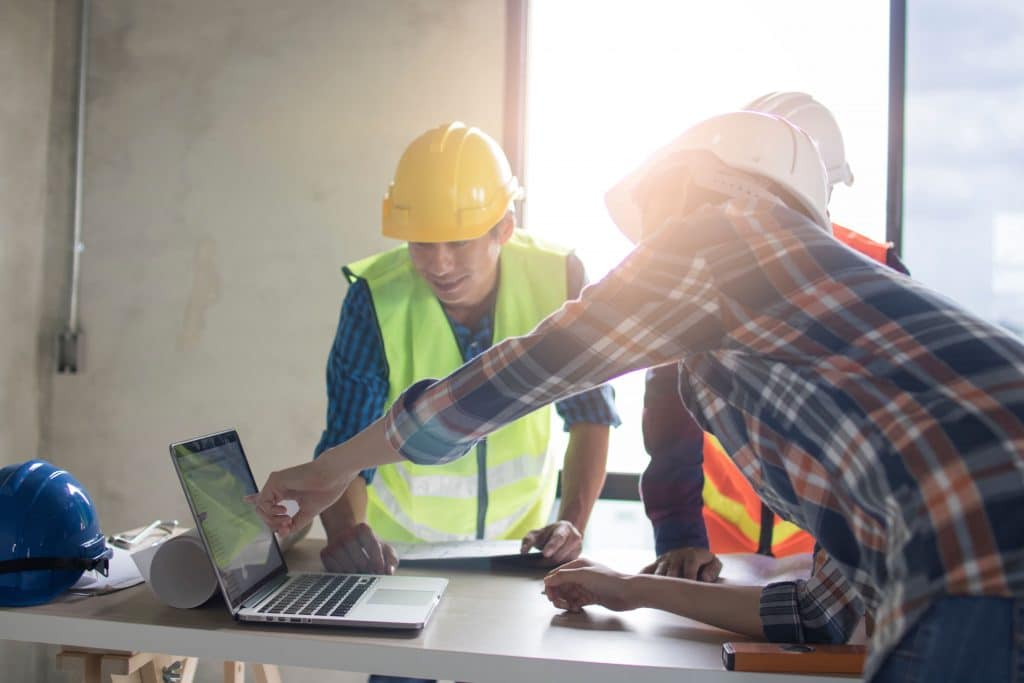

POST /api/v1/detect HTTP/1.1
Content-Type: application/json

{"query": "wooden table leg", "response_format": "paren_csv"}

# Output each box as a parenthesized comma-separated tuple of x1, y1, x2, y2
(223, 660, 245, 683)
(253, 663, 283, 683)
(56, 649, 102, 683)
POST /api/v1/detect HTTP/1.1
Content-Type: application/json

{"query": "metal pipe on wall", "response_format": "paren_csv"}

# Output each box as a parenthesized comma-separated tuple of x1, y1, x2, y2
(57, 0, 90, 374)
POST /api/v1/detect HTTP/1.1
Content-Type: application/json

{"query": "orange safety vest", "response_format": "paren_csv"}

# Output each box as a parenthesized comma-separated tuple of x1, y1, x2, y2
(702, 225, 896, 556)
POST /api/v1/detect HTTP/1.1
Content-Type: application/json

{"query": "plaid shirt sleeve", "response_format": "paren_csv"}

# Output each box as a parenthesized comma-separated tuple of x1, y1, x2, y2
(314, 279, 388, 483)
(554, 384, 621, 430)
(552, 251, 622, 431)
(383, 217, 726, 466)
(760, 546, 865, 644)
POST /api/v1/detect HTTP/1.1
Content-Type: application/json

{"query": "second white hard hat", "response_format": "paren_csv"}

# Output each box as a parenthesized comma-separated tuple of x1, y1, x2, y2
(744, 91, 854, 190)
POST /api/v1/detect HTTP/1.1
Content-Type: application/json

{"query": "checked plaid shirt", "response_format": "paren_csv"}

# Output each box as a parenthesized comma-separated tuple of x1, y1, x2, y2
(383, 197, 1024, 678)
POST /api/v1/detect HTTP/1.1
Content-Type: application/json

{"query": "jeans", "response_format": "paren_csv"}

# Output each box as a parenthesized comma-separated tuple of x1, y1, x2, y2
(872, 596, 1024, 682)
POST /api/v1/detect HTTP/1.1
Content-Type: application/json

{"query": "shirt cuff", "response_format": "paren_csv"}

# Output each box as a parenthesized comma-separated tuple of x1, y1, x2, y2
(384, 379, 474, 465)
(557, 384, 622, 432)
(759, 581, 803, 642)
(652, 518, 710, 556)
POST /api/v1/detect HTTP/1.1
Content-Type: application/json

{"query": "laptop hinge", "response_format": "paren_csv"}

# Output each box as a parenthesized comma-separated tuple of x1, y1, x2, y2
(241, 573, 289, 610)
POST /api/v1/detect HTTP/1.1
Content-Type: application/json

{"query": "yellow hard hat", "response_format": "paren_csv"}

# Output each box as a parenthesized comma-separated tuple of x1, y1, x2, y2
(382, 122, 523, 243)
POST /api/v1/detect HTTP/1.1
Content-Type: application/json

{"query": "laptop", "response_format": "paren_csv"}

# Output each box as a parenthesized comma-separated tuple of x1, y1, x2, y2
(169, 429, 447, 628)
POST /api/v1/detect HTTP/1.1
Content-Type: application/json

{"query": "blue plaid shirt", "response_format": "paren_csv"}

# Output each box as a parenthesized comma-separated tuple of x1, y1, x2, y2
(314, 252, 620, 482)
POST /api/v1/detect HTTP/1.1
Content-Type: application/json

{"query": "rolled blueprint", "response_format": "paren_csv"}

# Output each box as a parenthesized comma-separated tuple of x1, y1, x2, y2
(133, 528, 218, 608)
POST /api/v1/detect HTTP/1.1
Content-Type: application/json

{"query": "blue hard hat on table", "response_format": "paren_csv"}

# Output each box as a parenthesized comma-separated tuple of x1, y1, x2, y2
(0, 460, 111, 606)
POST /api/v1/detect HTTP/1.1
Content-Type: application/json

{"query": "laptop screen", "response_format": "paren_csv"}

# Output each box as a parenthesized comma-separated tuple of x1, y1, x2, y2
(171, 430, 286, 609)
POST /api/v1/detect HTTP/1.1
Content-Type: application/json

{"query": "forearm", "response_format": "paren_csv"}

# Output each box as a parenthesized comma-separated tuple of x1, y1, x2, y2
(628, 574, 764, 638)
(557, 423, 610, 532)
(319, 417, 404, 482)
(320, 476, 369, 541)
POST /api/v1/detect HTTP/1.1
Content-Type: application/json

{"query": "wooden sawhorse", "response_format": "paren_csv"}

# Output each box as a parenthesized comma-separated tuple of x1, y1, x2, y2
(56, 647, 281, 683)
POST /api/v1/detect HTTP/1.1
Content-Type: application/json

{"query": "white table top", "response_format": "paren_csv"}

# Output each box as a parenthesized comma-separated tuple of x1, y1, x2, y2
(0, 542, 853, 682)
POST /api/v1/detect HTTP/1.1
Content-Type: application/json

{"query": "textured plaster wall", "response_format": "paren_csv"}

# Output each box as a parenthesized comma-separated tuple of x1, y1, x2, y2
(1, 2, 70, 680)
(59, 0, 506, 534)
(0, 0, 56, 468)
(3, 1, 506, 681)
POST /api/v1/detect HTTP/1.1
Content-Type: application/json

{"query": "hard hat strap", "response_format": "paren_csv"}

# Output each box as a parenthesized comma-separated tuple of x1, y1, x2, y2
(0, 555, 110, 576)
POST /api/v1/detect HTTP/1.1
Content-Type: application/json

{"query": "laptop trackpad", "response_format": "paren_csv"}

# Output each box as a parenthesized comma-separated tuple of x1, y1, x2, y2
(368, 589, 436, 606)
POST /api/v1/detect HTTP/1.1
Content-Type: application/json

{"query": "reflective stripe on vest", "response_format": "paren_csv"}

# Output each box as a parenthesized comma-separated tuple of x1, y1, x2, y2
(345, 230, 569, 542)
(376, 449, 548, 499)
(702, 434, 815, 556)
(701, 225, 891, 557)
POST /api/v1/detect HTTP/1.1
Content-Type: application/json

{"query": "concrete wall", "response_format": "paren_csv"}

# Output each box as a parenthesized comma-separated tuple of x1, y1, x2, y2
(62, 0, 507, 534)
(3, 1, 506, 681)
(1, 2, 67, 680)
(1, 0, 56, 467)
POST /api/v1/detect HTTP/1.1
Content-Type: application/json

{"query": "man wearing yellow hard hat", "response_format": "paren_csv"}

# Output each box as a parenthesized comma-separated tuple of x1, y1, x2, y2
(313, 122, 619, 587)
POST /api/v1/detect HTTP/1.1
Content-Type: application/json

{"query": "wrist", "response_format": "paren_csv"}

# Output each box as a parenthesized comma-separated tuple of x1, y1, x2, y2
(555, 513, 583, 532)
(624, 574, 652, 609)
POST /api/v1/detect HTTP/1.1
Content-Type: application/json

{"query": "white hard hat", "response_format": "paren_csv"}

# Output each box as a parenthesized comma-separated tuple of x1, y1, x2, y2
(605, 110, 831, 243)
(744, 91, 854, 189)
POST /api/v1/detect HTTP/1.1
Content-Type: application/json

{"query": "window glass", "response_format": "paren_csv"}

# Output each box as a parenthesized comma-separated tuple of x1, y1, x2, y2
(904, 1, 1024, 336)
(526, 1, 891, 472)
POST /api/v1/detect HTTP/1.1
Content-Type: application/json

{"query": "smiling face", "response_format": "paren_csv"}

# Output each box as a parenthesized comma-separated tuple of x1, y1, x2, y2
(407, 213, 514, 325)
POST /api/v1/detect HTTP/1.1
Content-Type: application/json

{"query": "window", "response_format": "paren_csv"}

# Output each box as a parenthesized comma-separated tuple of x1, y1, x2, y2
(903, 1, 1024, 336)
(525, 1, 892, 472)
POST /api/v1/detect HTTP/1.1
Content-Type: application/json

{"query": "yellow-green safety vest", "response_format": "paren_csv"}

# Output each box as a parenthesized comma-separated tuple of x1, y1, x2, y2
(344, 230, 570, 542)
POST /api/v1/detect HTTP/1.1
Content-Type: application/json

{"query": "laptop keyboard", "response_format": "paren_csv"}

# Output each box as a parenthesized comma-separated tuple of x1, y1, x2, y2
(258, 574, 377, 618)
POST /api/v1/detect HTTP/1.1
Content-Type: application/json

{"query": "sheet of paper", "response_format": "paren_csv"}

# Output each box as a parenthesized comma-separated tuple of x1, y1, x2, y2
(71, 546, 144, 594)
(717, 552, 813, 585)
(392, 539, 532, 561)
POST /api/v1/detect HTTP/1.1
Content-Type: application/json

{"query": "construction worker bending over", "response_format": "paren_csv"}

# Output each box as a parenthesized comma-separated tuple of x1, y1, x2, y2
(313, 122, 619, 578)
(634, 93, 910, 582)
(254, 110, 1024, 682)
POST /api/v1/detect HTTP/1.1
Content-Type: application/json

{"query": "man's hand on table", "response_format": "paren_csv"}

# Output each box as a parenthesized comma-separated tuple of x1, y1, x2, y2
(320, 522, 398, 575)
(641, 546, 722, 582)
(521, 520, 583, 567)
